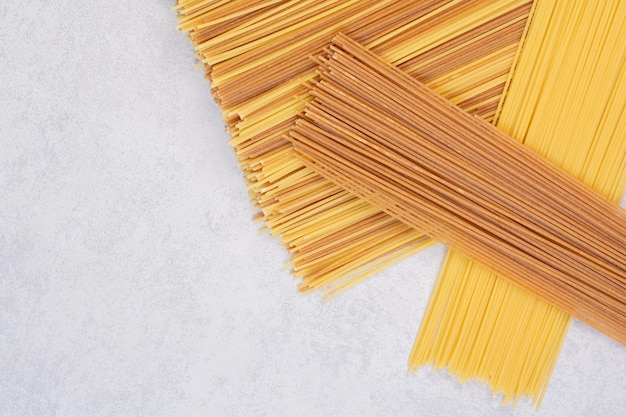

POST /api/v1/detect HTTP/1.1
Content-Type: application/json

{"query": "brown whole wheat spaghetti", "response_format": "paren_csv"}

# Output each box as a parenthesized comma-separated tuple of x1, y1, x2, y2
(288, 34, 626, 345)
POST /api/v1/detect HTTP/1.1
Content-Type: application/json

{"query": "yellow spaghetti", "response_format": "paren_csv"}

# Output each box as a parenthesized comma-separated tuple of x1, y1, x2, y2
(410, 0, 626, 407)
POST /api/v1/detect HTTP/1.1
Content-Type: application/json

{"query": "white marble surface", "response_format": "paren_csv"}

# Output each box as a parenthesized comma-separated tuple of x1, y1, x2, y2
(1, 1, 624, 416)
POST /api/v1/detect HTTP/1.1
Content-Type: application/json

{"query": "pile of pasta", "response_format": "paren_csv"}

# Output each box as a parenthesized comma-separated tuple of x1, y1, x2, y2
(175, 0, 626, 408)
(175, 0, 533, 297)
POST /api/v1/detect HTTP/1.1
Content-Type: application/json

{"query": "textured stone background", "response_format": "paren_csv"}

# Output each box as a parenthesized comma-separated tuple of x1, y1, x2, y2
(1, 1, 624, 416)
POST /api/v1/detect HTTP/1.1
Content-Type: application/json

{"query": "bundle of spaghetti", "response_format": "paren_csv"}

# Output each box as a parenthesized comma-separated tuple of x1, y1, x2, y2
(287, 35, 626, 348)
(175, 0, 534, 297)
(410, 0, 626, 407)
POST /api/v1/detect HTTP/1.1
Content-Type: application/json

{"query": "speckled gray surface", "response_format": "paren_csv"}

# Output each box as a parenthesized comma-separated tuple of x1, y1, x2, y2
(0, 2, 624, 416)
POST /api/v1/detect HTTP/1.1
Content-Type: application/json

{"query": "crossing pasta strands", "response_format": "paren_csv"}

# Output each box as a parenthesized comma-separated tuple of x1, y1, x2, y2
(412, 0, 626, 407)
(175, 0, 626, 408)
(287, 33, 626, 351)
